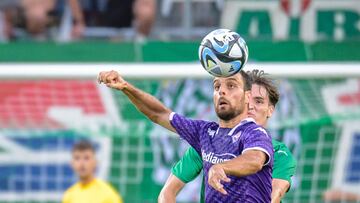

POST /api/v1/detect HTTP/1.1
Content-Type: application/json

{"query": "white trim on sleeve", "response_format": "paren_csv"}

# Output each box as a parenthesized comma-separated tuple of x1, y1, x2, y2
(169, 112, 176, 121)
(242, 147, 272, 166)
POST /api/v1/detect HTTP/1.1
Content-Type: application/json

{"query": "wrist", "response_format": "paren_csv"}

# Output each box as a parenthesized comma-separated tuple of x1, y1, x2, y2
(216, 163, 227, 174)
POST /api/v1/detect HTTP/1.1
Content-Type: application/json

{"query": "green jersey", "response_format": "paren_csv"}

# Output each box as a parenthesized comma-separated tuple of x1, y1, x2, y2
(272, 140, 297, 187)
(171, 145, 203, 183)
(171, 139, 297, 202)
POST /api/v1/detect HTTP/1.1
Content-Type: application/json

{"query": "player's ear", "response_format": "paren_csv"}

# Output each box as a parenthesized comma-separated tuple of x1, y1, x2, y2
(267, 105, 274, 118)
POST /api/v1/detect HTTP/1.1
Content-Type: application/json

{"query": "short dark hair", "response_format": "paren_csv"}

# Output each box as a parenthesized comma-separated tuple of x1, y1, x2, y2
(247, 69, 279, 107)
(72, 140, 95, 153)
(239, 70, 252, 91)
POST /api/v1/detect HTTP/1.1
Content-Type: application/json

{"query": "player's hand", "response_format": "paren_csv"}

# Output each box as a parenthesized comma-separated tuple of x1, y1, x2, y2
(208, 164, 231, 195)
(97, 70, 128, 90)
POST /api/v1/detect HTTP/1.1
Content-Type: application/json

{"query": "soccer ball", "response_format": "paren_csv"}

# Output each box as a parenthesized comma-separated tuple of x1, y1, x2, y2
(198, 29, 248, 77)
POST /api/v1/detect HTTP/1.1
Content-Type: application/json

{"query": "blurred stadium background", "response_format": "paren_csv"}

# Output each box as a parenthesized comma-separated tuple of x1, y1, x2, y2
(0, 0, 360, 202)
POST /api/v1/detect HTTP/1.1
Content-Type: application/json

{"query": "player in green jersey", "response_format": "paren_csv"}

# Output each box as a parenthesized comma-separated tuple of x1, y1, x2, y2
(158, 70, 297, 203)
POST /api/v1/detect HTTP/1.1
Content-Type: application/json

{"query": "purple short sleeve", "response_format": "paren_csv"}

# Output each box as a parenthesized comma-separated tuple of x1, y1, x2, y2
(242, 126, 273, 165)
(169, 112, 206, 153)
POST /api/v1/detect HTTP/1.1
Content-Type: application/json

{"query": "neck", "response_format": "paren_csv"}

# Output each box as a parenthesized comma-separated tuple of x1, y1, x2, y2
(80, 176, 94, 185)
(219, 110, 248, 128)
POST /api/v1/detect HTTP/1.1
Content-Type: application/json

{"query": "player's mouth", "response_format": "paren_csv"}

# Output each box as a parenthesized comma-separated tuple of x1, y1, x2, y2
(218, 98, 229, 107)
(247, 112, 255, 118)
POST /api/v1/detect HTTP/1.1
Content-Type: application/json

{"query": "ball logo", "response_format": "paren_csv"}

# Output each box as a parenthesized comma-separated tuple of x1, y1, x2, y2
(223, 34, 235, 44)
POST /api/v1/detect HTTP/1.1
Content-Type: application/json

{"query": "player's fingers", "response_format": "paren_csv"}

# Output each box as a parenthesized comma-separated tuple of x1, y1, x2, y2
(208, 175, 217, 188)
(104, 71, 115, 84)
(109, 71, 122, 83)
(213, 181, 227, 195)
(219, 173, 231, 183)
(215, 181, 223, 190)
(209, 174, 221, 187)
(107, 82, 125, 90)
(98, 71, 107, 83)
(217, 187, 228, 195)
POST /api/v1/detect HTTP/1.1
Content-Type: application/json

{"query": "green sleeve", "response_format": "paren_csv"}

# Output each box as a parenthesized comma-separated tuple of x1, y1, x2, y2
(171, 147, 203, 183)
(272, 140, 297, 189)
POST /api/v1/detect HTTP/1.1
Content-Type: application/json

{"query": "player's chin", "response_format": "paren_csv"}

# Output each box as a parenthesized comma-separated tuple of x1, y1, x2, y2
(216, 109, 235, 121)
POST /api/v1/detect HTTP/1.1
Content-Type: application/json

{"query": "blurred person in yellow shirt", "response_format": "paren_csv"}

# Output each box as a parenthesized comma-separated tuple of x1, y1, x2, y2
(63, 140, 123, 203)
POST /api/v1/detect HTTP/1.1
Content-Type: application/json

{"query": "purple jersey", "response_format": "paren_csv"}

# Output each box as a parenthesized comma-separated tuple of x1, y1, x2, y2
(170, 112, 273, 203)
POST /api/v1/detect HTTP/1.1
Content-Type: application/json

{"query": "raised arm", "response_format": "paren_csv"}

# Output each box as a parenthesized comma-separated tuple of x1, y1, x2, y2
(98, 70, 175, 132)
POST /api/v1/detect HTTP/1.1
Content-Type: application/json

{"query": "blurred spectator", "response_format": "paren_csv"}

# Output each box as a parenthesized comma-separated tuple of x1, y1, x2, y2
(133, 0, 156, 37)
(79, 0, 156, 39)
(2, 0, 156, 41)
(63, 140, 123, 203)
(0, 0, 84, 41)
(22, 0, 84, 39)
(100, 0, 156, 37)
(0, 0, 21, 41)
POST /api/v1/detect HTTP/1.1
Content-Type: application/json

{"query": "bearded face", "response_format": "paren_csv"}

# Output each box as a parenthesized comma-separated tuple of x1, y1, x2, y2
(213, 73, 248, 121)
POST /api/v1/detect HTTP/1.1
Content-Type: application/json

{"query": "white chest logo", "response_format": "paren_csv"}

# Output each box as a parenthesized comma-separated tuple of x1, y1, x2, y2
(232, 131, 242, 143)
(208, 128, 216, 137)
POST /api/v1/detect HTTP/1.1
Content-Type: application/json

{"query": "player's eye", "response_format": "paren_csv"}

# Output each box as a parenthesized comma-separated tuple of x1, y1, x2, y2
(214, 84, 220, 91)
(228, 83, 236, 89)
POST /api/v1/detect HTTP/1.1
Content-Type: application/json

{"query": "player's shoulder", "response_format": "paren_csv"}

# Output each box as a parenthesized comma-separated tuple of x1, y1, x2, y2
(272, 139, 284, 150)
(95, 179, 113, 189)
(273, 141, 296, 166)
(95, 179, 120, 195)
(243, 119, 268, 135)
(272, 140, 292, 154)
(172, 112, 216, 126)
(63, 182, 80, 198)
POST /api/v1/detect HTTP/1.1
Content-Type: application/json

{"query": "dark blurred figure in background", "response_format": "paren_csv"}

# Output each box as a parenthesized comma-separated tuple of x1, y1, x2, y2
(100, 0, 156, 38)
(1, 0, 155, 41)
(22, 0, 84, 39)
(0, 0, 84, 41)
(133, 0, 156, 37)
(0, 0, 21, 41)
(80, 0, 156, 39)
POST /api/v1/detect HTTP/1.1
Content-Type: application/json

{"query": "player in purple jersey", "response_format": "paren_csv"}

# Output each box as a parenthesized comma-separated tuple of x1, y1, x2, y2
(98, 70, 273, 202)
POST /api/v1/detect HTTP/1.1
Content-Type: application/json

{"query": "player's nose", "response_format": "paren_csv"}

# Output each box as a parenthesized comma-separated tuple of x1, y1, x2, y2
(248, 102, 254, 110)
(218, 86, 227, 96)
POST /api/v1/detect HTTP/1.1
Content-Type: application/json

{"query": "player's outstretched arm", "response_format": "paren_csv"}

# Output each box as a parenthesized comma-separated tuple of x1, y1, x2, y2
(208, 150, 267, 194)
(98, 70, 175, 132)
(158, 174, 185, 203)
(218, 150, 266, 176)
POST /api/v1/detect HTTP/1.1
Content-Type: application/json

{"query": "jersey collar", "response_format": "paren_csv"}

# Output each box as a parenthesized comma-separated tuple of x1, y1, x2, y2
(227, 117, 256, 136)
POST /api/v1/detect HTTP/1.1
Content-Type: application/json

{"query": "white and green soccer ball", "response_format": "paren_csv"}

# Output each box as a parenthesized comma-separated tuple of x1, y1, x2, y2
(198, 29, 249, 77)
